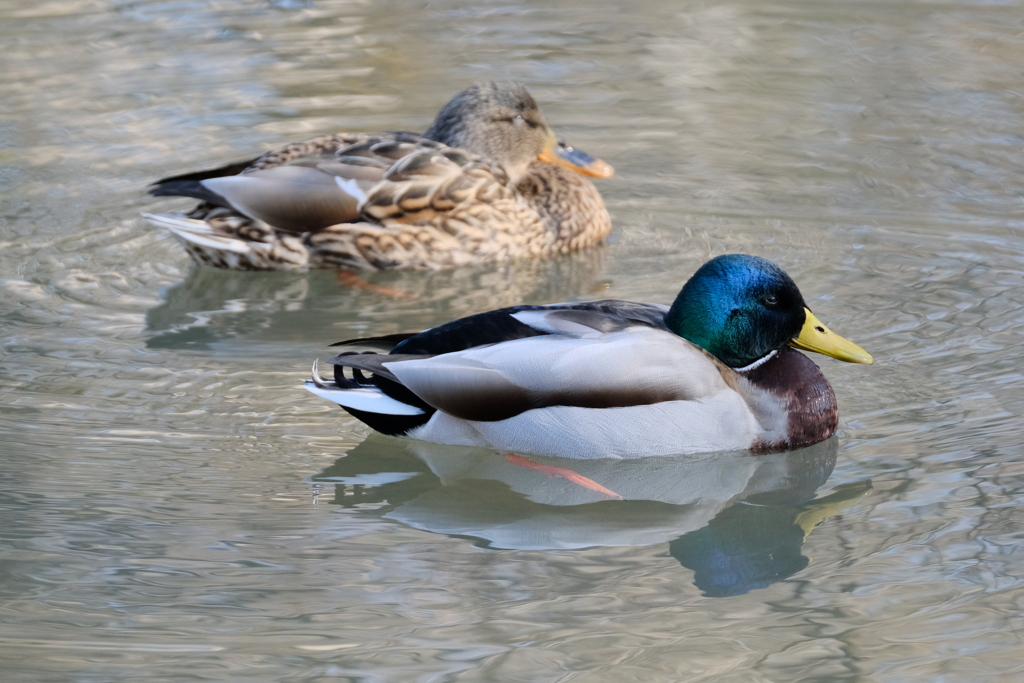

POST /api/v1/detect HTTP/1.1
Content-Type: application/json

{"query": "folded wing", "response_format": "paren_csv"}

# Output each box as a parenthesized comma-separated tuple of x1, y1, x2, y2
(386, 325, 732, 422)
(148, 133, 508, 236)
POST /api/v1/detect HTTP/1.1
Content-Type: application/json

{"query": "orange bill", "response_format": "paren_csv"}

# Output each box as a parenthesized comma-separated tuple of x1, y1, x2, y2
(538, 140, 614, 178)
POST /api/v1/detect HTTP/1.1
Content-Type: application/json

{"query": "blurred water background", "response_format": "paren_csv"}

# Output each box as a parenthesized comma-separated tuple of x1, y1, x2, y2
(2, 0, 1024, 680)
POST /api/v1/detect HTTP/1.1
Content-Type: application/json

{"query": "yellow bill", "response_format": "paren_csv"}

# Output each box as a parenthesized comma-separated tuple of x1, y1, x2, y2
(789, 308, 873, 364)
(538, 139, 614, 178)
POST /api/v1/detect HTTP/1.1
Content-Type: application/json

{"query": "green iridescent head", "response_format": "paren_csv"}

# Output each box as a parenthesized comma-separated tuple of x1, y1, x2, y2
(666, 255, 810, 367)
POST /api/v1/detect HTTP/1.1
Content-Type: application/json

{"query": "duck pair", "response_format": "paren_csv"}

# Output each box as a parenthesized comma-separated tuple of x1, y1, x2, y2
(147, 83, 873, 459)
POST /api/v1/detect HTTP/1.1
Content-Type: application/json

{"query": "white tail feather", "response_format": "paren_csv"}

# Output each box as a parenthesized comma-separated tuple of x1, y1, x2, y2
(303, 380, 425, 416)
(141, 213, 269, 255)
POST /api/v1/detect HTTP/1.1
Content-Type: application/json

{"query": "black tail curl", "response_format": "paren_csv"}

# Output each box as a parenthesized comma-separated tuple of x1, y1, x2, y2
(328, 351, 437, 416)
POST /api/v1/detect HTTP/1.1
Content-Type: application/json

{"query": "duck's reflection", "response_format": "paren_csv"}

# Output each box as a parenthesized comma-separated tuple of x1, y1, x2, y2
(144, 247, 608, 350)
(313, 435, 870, 596)
(668, 470, 870, 597)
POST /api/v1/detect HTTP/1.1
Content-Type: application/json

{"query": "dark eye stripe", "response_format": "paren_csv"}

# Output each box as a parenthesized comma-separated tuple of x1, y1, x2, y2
(500, 115, 542, 129)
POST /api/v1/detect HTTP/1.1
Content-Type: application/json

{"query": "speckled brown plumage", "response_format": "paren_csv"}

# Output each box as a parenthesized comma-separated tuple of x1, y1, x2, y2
(144, 83, 613, 271)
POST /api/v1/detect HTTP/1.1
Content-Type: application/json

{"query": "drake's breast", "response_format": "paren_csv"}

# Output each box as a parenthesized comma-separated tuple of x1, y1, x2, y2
(740, 348, 839, 453)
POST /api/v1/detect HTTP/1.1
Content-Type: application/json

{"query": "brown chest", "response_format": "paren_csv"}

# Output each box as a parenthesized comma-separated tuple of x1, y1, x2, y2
(741, 348, 839, 453)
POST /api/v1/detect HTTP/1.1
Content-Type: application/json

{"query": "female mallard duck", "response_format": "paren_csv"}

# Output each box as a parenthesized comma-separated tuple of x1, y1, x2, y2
(143, 82, 613, 270)
(305, 254, 873, 459)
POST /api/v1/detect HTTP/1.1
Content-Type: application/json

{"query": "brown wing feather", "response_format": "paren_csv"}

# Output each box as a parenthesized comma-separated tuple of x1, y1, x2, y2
(246, 134, 373, 171)
(159, 133, 454, 236)
(152, 129, 610, 270)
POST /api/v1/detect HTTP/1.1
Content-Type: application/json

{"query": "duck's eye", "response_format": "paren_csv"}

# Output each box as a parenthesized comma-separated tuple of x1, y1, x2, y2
(505, 115, 541, 129)
(762, 294, 779, 307)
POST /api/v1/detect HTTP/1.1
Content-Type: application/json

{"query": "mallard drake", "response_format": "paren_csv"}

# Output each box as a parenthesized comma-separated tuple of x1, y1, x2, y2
(143, 82, 613, 270)
(304, 254, 873, 459)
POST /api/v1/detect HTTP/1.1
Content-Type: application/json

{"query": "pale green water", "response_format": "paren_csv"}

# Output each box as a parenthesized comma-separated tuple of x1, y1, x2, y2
(2, 0, 1024, 680)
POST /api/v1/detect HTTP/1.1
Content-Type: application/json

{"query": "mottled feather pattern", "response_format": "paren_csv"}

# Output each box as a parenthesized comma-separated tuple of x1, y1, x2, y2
(152, 210, 309, 270)
(151, 133, 608, 270)
(161, 134, 503, 269)
(310, 152, 553, 269)
(146, 83, 619, 270)
(246, 133, 410, 172)
(515, 161, 612, 253)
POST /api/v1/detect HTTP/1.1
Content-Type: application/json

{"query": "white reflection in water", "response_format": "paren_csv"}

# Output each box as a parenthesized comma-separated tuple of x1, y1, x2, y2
(315, 435, 871, 597)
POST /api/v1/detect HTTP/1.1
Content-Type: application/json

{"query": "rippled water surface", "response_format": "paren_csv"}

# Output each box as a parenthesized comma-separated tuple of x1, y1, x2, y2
(3, 0, 1024, 680)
